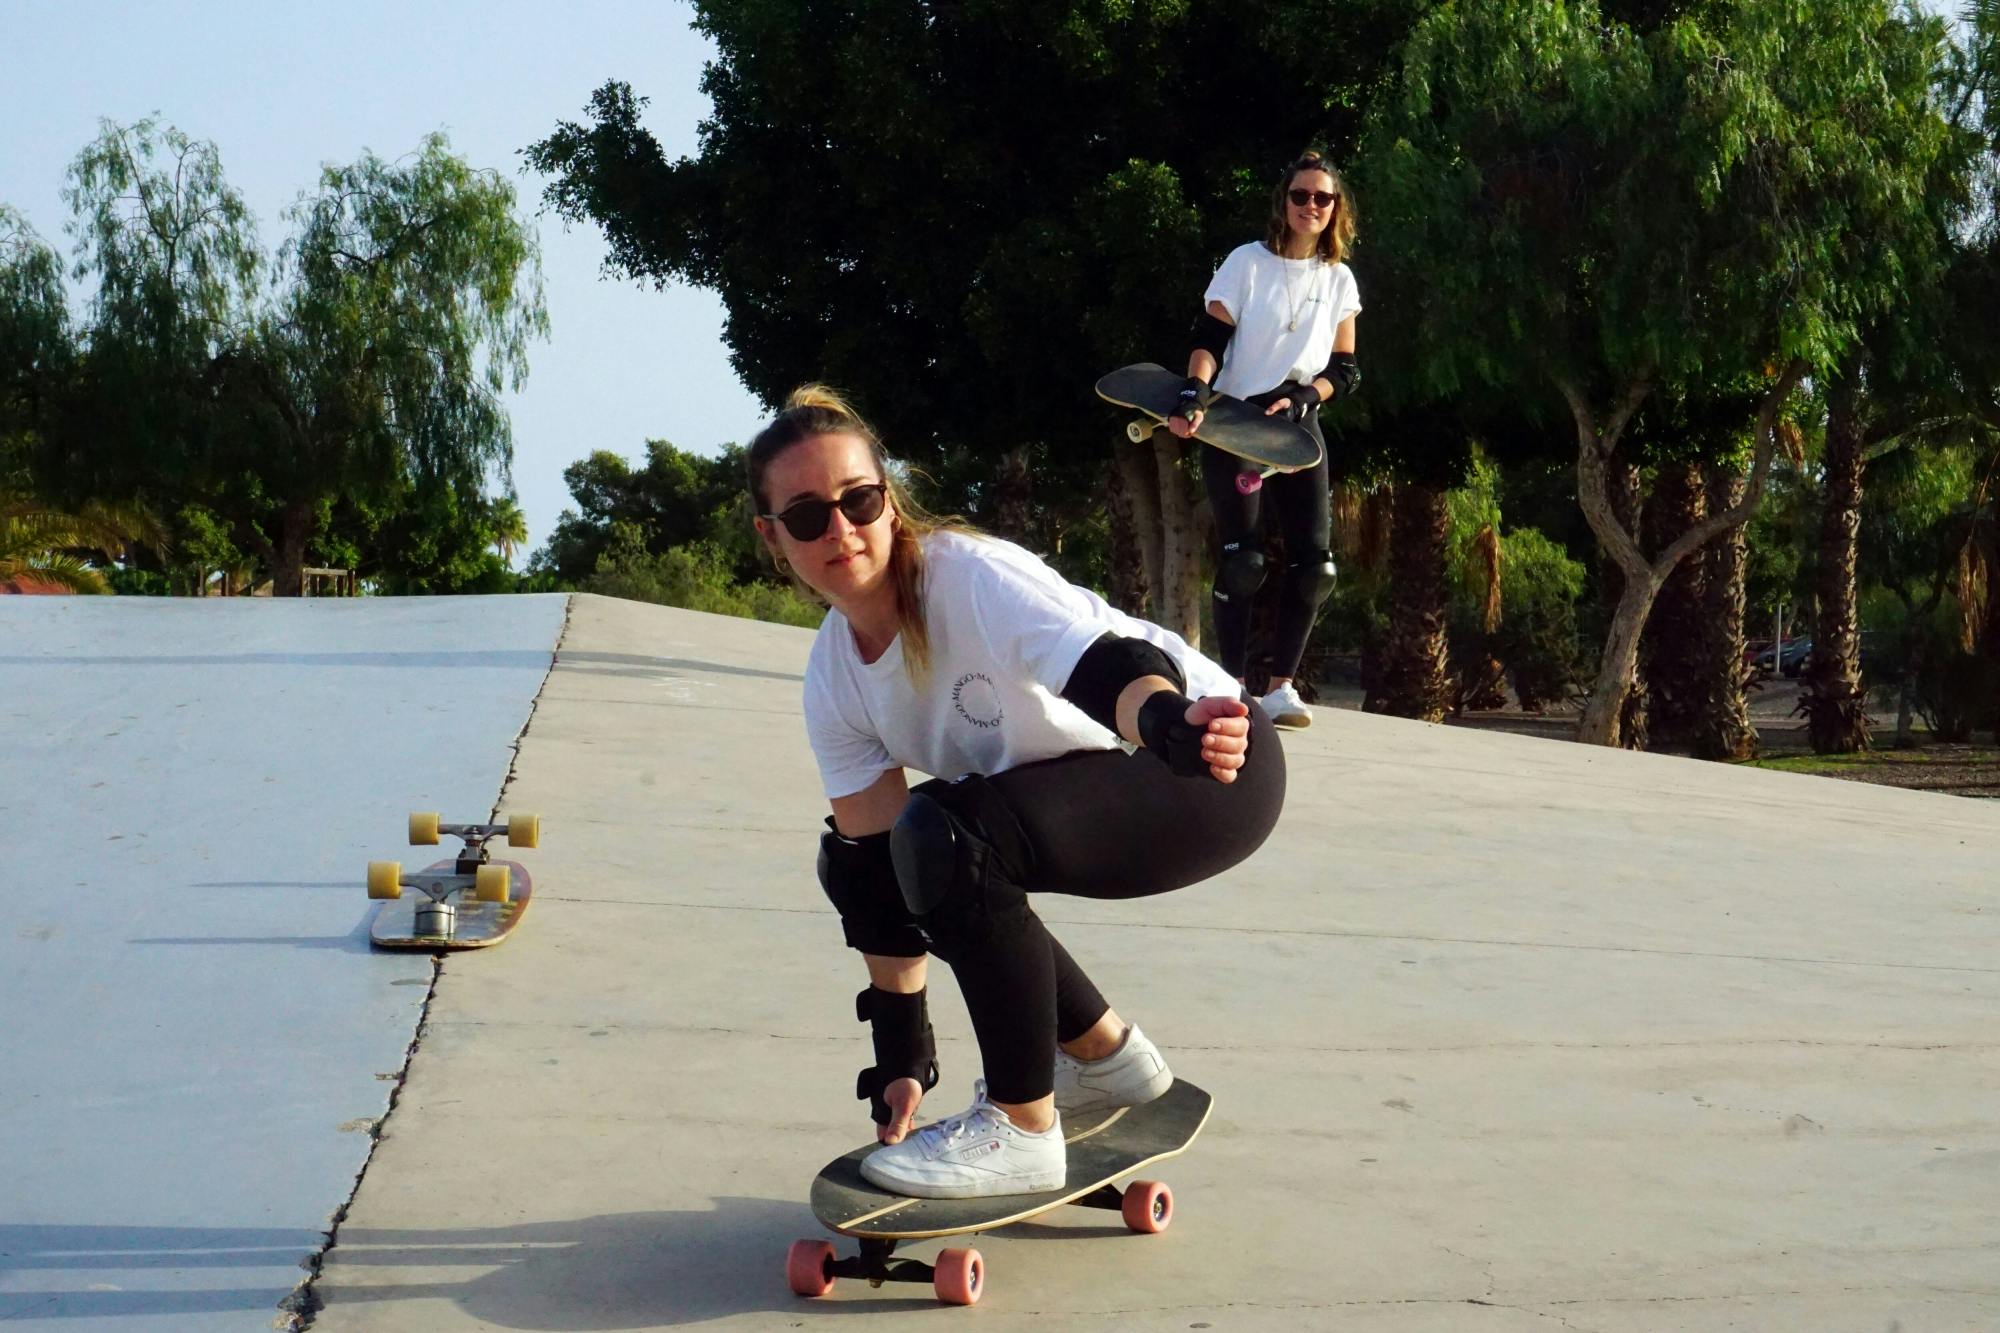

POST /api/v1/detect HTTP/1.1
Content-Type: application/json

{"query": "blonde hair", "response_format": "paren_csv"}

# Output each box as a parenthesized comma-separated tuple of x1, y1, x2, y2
(1264, 151, 1357, 266)
(746, 384, 977, 680)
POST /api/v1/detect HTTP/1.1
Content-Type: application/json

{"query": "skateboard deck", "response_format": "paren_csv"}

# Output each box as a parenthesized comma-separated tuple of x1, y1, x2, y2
(366, 811, 539, 951)
(789, 1078, 1211, 1305)
(368, 857, 533, 949)
(1097, 362, 1322, 473)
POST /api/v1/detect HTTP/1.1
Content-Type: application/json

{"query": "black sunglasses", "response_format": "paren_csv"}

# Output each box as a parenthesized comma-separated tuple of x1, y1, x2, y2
(763, 482, 889, 541)
(1288, 188, 1337, 209)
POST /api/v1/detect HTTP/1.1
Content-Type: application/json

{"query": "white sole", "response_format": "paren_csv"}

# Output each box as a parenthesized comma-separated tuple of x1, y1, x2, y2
(859, 1161, 1067, 1199)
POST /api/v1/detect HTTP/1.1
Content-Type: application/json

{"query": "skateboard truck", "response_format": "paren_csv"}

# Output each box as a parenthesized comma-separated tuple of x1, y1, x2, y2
(1125, 416, 1280, 485)
(366, 812, 541, 942)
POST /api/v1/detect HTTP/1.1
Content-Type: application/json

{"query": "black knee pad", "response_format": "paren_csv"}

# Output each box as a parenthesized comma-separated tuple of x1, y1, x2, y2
(1284, 548, 1337, 609)
(1213, 541, 1268, 604)
(889, 778, 1033, 962)
(818, 820, 927, 957)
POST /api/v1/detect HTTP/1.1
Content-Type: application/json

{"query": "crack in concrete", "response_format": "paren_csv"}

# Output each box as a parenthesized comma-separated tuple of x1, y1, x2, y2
(277, 596, 572, 1330)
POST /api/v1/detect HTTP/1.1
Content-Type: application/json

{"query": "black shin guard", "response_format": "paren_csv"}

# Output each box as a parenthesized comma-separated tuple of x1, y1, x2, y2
(854, 986, 940, 1126)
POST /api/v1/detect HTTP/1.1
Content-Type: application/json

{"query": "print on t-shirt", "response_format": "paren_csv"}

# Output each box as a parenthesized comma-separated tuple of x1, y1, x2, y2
(952, 671, 1005, 729)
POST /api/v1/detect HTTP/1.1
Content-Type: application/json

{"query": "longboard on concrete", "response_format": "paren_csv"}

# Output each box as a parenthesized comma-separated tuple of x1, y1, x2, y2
(788, 1078, 1212, 1306)
(366, 812, 540, 950)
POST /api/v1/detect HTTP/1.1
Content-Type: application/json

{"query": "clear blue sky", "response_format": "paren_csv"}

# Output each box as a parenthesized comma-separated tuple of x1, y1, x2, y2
(0, 0, 766, 565)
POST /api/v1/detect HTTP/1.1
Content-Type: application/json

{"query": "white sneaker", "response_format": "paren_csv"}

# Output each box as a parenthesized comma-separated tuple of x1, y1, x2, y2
(1053, 1024, 1174, 1118)
(1261, 680, 1312, 728)
(859, 1080, 1066, 1199)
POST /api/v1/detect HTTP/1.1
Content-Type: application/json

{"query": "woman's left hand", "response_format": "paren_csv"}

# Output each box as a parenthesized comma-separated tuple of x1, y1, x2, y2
(1184, 695, 1251, 783)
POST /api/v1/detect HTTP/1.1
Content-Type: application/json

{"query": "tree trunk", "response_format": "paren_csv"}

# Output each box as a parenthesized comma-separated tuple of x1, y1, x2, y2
(1690, 462, 1757, 760)
(1641, 461, 1708, 749)
(1801, 359, 1871, 753)
(992, 445, 1033, 542)
(1566, 361, 1806, 747)
(1596, 444, 1649, 748)
(1114, 439, 1164, 620)
(1102, 452, 1149, 616)
(1367, 478, 1451, 721)
(273, 502, 313, 597)
(1151, 433, 1203, 647)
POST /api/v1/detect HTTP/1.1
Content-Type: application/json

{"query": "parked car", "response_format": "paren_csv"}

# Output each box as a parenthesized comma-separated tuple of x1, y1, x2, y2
(1751, 637, 1812, 677)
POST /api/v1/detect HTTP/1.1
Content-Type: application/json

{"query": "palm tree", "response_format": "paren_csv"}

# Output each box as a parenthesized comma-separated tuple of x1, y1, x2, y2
(489, 495, 528, 567)
(0, 491, 165, 593)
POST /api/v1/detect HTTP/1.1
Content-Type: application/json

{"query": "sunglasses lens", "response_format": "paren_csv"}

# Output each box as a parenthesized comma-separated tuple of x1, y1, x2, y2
(1290, 189, 1335, 208)
(781, 502, 833, 542)
(839, 485, 887, 527)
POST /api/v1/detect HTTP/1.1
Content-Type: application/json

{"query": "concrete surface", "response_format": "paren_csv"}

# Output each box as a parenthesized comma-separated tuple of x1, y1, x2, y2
(300, 593, 1999, 1331)
(0, 595, 566, 1330)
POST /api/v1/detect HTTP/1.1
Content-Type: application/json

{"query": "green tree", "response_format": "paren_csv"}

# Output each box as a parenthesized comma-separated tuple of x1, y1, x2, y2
(529, 440, 753, 586)
(1357, 0, 1956, 746)
(525, 1, 1415, 638)
(212, 134, 547, 594)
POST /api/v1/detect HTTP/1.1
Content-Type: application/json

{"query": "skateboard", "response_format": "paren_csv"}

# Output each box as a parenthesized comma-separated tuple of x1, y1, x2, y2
(1096, 362, 1323, 476)
(366, 811, 540, 950)
(787, 1078, 1211, 1306)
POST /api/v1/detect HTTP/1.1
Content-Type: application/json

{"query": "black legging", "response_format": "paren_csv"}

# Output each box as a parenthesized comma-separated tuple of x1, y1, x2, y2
(937, 700, 1286, 1104)
(1201, 411, 1332, 680)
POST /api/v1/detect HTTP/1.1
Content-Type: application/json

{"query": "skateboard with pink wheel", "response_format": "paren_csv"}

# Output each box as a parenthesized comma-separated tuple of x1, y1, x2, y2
(787, 1078, 1211, 1306)
(366, 811, 540, 950)
(1096, 362, 1323, 480)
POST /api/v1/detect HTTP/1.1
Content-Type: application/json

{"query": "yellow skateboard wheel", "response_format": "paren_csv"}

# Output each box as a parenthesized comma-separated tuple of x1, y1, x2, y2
(367, 861, 404, 900)
(474, 864, 511, 904)
(409, 812, 441, 845)
(507, 812, 540, 849)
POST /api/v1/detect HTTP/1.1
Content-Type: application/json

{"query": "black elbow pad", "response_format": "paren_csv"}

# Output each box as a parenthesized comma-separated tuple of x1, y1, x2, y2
(1322, 351, 1360, 398)
(1190, 310, 1234, 362)
(1061, 632, 1187, 734)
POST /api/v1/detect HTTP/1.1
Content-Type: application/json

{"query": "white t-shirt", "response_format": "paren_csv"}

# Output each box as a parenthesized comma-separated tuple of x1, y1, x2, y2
(1203, 242, 1363, 401)
(803, 531, 1240, 799)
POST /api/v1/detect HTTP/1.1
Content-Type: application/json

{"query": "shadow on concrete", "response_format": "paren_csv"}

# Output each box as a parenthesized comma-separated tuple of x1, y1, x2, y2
(0, 650, 557, 670)
(0, 1223, 322, 1323)
(0, 1206, 1156, 1325)
(555, 650, 804, 685)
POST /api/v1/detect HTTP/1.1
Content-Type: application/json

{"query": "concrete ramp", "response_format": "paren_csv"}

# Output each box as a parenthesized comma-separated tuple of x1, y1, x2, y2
(0, 594, 566, 1330)
(4, 592, 1993, 1329)
(298, 594, 1999, 1331)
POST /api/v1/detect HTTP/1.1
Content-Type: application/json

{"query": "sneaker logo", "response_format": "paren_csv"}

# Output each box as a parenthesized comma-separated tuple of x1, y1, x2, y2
(949, 1138, 1004, 1161)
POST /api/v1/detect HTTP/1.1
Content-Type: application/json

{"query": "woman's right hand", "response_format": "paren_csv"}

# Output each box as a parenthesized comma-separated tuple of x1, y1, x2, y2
(1167, 410, 1202, 438)
(877, 1076, 927, 1144)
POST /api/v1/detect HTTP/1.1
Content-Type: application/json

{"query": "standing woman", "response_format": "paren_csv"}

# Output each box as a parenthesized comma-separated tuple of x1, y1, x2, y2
(1170, 151, 1361, 727)
(752, 385, 1285, 1198)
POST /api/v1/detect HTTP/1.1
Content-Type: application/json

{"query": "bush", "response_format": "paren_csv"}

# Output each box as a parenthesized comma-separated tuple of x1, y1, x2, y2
(585, 523, 823, 628)
(1493, 527, 1588, 712)
(1912, 650, 2000, 742)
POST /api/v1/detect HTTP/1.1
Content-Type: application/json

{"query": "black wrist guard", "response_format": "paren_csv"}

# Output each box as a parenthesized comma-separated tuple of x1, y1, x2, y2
(1278, 380, 1322, 422)
(854, 986, 940, 1126)
(1135, 690, 1209, 777)
(1170, 377, 1209, 423)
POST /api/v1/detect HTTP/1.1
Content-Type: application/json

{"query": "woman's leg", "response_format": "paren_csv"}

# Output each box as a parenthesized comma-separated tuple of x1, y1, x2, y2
(903, 708, 1285, 1128)
(1265, 419, 1334, 684)
(1201, 445, 1266, 679)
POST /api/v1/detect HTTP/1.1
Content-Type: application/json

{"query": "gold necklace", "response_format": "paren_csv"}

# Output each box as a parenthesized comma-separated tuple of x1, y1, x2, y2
(1282, 250, 1317, 332)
